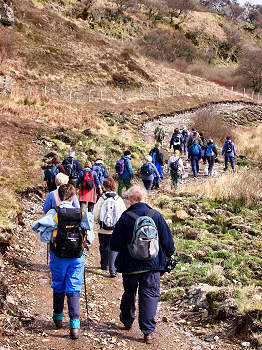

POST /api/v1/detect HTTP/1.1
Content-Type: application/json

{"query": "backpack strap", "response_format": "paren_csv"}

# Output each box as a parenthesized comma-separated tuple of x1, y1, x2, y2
(147, 209, 155, 218)
(53, 190, 60, 206)
(126, 211, 140, 220)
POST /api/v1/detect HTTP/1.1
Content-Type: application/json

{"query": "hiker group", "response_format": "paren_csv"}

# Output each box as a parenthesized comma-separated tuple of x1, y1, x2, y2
(169, 126, 236, 185)
(32, 129, 235, 343)
(33, 149, 175, 343)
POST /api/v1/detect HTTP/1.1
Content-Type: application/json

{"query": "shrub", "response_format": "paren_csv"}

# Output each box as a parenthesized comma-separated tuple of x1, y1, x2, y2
(235, 48, 262, 92)
(192, 107, 232, 144)
(139, 29, 198, 63)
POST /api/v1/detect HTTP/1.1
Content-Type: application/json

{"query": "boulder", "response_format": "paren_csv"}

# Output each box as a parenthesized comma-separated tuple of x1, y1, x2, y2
(186, 284, 220, 310)
(0, 3, 14, 27)
(173, 210, 189, 222)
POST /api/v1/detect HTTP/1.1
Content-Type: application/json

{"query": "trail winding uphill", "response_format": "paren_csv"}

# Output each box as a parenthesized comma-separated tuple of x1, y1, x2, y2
(1, 102, 260, 350)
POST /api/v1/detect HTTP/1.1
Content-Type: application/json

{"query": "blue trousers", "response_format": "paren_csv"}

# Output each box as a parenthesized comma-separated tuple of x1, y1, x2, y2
(207, 156, 215, 175)
(98, 233, 118, 274)
(191, 156, 200, 177)
(50, 252, 85, 324)
(142, 179, 153, 193)
(225, 156, 235, 170)
(120, 271, 160, 335)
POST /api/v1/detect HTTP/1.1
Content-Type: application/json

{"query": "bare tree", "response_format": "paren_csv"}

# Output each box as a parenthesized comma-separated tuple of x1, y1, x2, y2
(227, 0, 244, 19)
(140, 0, 168, 21)
(243, 3, 262, 28)
(166, 0, 194, 25)
(235, 49, 262, 92)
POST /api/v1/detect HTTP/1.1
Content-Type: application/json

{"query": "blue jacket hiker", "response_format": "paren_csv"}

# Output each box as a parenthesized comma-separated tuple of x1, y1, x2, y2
(170, 128, 182, 152)
(140, 155, 160, 194)
(111, 185, 175, 343)
(188, 141, 202, 178)
(62, 150, 82, 184)
(43, 172, 80, 213)
(32, 184, 94, 340)
(116, 150, 134, 197)
(204, 139, 218, 176)
(149, 144, 163, 189)
(222, 136, 236, 171)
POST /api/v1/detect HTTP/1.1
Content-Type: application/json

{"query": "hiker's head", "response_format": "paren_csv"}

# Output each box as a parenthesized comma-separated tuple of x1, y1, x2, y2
(183, 126, 187, 130)
(145, 155, 152, 162)
(55, 173, 69, 186)
(208, 139, 213, 144)
(174, 150, 180, 157)
(174, 128, 179, 133)
(58, 184, 75, 202)
(124, 150, 131, 158)
(199, 131, 204, 137)
(155, 143, 160, 148)
(126, 185, 147, 205)
(52, 155, 60, 165)
(85, 161, 92, 169)
(103, 177, 116, 192)
(226, 136, 231, 140)
(193, 139, 199, 144)
(69, 149, 75, 157)
(96, 156, 103, 161)
(192, 128, 195, 132)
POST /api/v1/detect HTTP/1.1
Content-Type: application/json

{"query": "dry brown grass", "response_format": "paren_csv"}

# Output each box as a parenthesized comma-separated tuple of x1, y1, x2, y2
(235, 125, 262, 162)
(185, 169, 262, 206)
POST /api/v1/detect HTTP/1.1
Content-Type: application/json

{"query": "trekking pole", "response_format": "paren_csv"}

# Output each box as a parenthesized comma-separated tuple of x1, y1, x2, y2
(46, 244, 49, 265)
(83, 268, 89, 327)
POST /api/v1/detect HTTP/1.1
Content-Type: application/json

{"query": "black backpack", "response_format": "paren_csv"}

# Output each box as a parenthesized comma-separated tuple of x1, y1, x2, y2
(170, 158, 180, 173)
(225, 141, 233, 153)
(63, 157, 77, 179)
(50, 207, 85, 258)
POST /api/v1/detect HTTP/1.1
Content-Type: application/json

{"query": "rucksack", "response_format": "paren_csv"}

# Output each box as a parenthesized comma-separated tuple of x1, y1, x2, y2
(50, 207, 85, 258)
(115, 158, 125, 175)
(191, 143, 200, 156)
(182, 129, 189, 140)
(127, 209, 159, 261)
(92, 164, 103, 183)
(225, 141, 233, 153)
(173, 134, 181, 146)
(63, 157, 77, 179)
(141, 162, 154, 176)
(170, 158, 180, 173)
(45, 165, 59, 185)
(201, 137, 207, 148)
(82, 170, 94, 190)
(206, 144, 214, 157)
(99, 194, 121, 230)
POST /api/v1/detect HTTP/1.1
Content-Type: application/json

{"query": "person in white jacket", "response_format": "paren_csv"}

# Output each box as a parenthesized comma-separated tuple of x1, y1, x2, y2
(168, 150, 184, 190)
(93, 177, 126, 277)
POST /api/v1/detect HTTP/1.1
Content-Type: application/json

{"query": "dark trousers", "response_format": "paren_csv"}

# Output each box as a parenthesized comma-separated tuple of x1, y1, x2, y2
(80, 201, 94, 213)
(224, 156, 235, 170)
(120, 271, 160, 336)
(142, 179, 153, 193)
(53, 291, 80, 320)
(98, 233, 118, 274)
(191, 156, 200, 177)
(207, 156, 215, 175)
(118, 179, 132, 197)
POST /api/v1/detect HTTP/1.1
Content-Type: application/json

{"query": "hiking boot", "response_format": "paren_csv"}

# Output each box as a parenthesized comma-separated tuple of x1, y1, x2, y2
(119, 313, 132, 330)
(54, 319, 63, 329)
(70, 328, 80, 339)
(110, 272, 117, 278)
(144, 333, 154, 344)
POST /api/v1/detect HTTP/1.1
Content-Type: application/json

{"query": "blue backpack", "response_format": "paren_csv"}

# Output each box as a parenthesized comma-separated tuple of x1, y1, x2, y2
(151, 151, 157, 164)
(127, 209, 159, 261)
(92, 164, 103, 183)
(45, 165, 59, 185)
(206, 144, 214, 157)
(191, 143, 200, 156)
(141, 162, 154, 176)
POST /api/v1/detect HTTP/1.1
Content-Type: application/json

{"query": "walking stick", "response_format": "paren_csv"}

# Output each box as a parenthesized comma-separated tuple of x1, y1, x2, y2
(46, 244, 49, 265)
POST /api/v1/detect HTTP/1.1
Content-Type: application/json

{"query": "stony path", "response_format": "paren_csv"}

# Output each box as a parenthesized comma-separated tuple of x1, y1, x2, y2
(0, 193, 243, 350)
